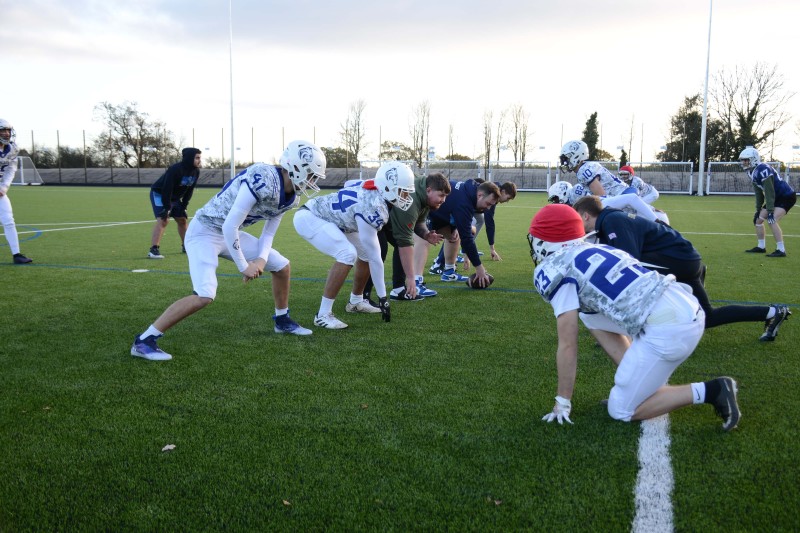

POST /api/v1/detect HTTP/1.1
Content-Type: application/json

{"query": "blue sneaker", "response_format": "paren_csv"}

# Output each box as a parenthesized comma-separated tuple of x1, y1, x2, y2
(456, 255, 465, 264)
(273, 312, 313, 335)
(416, 280, 438, 297)
(131, 335, 172, 361)
(441, 268, 468, 282)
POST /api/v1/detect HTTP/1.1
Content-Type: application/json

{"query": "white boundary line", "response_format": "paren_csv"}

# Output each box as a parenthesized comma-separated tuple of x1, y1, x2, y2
(15, 220, 155, 234)
(632, 415, 674, 533)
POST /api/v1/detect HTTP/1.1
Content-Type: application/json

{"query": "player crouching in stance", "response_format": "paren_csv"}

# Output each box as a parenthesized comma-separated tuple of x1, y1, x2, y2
(527, 204, 740, 430)
(294, 161, 415, 328)
(131, 140, 325, 361)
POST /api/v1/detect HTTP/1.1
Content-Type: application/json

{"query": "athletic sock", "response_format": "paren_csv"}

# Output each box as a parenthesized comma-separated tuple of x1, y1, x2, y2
(777, 241, 786, 252)
(444, 263, 456, 272)
(766, 307, 776, 320)
(702, 379, 722, 404)
(349, 293, 364, 305)
(319, 297, 335, 315)
(758, 239, 766, 248)
(141, 325, 163, 340)
(274, 308, 288, 317)
(690, 382, 706, 404)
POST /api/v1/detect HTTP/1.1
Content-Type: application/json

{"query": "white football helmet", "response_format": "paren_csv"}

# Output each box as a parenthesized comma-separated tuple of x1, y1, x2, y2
(374, 161, 415, 211)
(0, 118, 15, 146)
(527, 234, 586, 266)
(738, 146, 760, 170)
(547, 181, 574, 204)
(279, 140, 327, 197)
(559, 140, 589, 172)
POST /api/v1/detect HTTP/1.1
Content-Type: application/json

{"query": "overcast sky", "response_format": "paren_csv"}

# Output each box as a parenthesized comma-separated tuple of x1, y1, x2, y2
(7, 0, 800, 165)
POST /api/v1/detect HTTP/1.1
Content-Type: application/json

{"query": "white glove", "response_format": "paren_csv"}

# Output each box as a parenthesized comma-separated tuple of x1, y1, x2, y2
(542, 396, 573, 424)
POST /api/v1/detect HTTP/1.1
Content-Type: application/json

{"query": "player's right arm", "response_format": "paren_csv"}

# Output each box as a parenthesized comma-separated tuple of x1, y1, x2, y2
(0, 150, 19, 195)
(221, 185, 259, 274)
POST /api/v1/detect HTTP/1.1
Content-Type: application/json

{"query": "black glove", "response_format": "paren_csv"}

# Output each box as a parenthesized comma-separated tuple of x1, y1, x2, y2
(753, 211, 760, 225)
(378, 296, 391, 323)
(767, 211, 776, 225)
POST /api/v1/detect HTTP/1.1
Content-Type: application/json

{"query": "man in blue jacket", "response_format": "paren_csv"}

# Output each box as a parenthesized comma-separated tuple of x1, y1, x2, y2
(427, 179, 500, 288)
(148, 147, 202, 258)
(573, 195, 791, 341)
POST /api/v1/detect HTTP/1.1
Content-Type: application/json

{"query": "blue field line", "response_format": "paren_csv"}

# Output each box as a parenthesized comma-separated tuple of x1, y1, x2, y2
(0, 225, 43, 245)
(2, 261, 795, 309)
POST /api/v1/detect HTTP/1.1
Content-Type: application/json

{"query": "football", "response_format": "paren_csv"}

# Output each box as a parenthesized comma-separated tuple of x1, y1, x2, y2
(466, 273, 494, 289)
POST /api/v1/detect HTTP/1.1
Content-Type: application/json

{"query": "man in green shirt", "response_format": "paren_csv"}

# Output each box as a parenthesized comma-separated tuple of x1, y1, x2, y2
(385, 172, 451, 300)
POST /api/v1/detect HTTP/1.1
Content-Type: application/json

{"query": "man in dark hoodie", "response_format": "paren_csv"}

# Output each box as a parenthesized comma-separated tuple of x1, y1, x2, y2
(148, 147, 202, 258)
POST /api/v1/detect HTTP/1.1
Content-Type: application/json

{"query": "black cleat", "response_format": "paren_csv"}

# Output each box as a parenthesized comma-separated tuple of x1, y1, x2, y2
(766, 250, 786, 258)
(709, 377, 740, 431)
(148, 245, 164, 259)
(760, 305, 791, 341)
(744, 246, 766, 253)
(13, 253, 32, 264)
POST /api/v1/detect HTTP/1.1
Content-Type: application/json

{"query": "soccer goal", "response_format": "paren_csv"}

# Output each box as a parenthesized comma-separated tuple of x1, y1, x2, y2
(12, 156, 45, 185)
(423, 160, 482, 181)
(627, 161, 694, 195)
(706, 161, 780, 195)
(488, 161, 552, 192)
(785, 162, 800, 189)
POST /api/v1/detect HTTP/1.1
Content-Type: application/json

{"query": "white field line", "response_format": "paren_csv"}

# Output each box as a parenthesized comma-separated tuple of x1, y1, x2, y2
(15, 220, 156, 234)
(632, 415, 674, 533)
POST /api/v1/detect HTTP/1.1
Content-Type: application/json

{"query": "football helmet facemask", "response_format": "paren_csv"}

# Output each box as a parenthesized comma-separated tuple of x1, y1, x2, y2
(279, 140, 327, 197)
(0, 118, 15, 146)
(374, 161, 415, 211)
(547, 181, 574, 204)
(559, 140, 589, 172)
(527, 234, 586, 266)
(738, 146, 760, 170)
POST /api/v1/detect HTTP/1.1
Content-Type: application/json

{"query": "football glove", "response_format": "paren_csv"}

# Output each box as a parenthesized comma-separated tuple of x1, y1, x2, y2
(753, 211, 760, 225)
(542, 396, 573, 425)
(157, 208, 169, 220)
(767, 211, 776, 225)
(378, 297, 391, 323)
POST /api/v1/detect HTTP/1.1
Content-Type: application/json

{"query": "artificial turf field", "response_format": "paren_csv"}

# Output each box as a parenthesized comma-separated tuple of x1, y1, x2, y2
(1, 186, 798, 530)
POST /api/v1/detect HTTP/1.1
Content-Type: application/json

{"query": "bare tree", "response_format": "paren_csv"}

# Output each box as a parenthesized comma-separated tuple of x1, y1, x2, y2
(507, 103, 530, 164)
(482, 110, 493, 169)
(409, 100, 431, 168)
(710, 62, 795, 160)
(494, 109, 506, 163)
(340, 99, 367, 171)
(93, 101, 178, 168)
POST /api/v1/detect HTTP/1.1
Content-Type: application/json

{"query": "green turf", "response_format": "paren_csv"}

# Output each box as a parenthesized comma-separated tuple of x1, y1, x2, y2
(1, 187, 798, 530)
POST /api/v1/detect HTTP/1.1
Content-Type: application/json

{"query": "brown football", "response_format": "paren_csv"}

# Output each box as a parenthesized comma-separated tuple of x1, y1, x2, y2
(466, 273, 494, 289)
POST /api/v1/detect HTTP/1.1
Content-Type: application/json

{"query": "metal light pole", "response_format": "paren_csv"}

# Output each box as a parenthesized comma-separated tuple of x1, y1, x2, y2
(698, 0, 713, 196)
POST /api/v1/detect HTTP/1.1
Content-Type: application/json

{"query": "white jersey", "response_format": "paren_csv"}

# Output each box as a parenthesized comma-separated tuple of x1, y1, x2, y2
(304, 183, 389, 233)
(575, 161, 629, 197)
(629, 176, 659, 204)
(0, 142, 20, 192)
(194, 164, 298, 231)
(533, 243, 673, 336)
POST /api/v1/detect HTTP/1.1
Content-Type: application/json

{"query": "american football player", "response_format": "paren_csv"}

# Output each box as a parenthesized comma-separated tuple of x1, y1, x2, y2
(739, 146, 796, 257)
(294, 160, 415, 328)
(0, 118, 33, 264)
(528, 203, 740, 430)
(131, 140, 324, 360)
(573, 195, 791, 340)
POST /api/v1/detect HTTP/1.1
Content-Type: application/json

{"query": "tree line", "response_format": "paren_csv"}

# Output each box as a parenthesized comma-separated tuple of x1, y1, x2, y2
(22, 62, 796, 170)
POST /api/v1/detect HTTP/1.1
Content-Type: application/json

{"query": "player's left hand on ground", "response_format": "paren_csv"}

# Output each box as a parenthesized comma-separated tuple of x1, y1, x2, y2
(378, 297, 391, 322)
(542, 396, 573, 425)
(491, 249, 502, 261)
(767, 211, 776, 225)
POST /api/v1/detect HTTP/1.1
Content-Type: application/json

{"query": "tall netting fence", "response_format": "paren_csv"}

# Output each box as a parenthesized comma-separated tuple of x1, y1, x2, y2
(487, 161, 553, 191)
(705, 162, 781, 195)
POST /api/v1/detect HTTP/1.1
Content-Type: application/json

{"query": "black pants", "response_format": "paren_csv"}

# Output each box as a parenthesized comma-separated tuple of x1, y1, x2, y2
(640, 253, 769, 329)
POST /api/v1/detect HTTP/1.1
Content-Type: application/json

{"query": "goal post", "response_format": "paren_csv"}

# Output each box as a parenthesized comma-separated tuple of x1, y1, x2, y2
(488, 161, 552, 191)
(11, 156, 45, 185)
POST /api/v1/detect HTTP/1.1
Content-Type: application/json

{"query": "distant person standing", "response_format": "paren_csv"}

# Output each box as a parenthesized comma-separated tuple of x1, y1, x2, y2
(0, 118, 32, 264)
(148, 147, 202, 258)
(739, 146, 796, 257)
